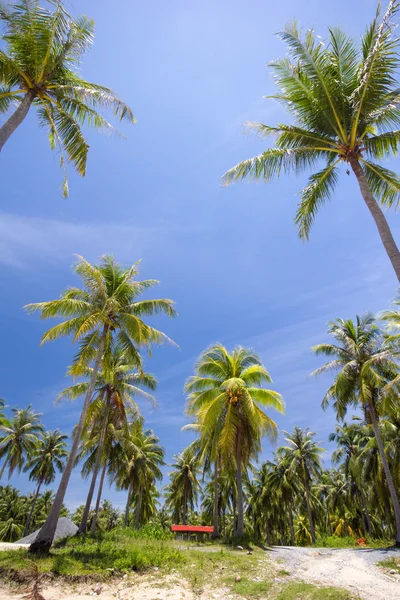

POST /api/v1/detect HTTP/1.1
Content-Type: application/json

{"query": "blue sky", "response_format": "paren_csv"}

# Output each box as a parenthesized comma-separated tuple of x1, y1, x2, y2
(1, 0, 399, 511)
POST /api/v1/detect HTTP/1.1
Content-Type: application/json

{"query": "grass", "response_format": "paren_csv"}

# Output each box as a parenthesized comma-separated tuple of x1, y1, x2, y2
(0, 532, 360, 600)
(0, 529, 184, 578)
(232, 578, 273, 597)
(179, 546, 274, 593)
(377, 556, 400, 573)
(276, 583, 354, 599)
(313, 535, 395, 549)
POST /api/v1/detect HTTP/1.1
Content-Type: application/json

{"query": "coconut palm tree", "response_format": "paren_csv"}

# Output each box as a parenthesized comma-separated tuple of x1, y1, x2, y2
(312, 314, 400, 545)
(0, 406, 43, 480)
(223, 1, 400, 281)
(0, 485, 27, 542)
(0, 0, 135, 195)
(59, 344, 157, 533)
(279, 427, 324, 544)
(185, 344, 285, 537)
(329, 421, 373, 537)
(25, 255, 176, 552)
(165, 445, 201, 526)
(113, 421, 164, 529)
(267, 455, 297, 545)
(23, 429, 68, 536)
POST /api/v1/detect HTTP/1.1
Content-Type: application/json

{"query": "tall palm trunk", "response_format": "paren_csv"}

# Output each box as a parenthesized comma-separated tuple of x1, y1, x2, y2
(212, 460, 220, 538)
(134, 491, 141, 530)
(288, 504, 295, 546)
(182, 479, 188, 525)
(265, 513, 271, 546)
(0, 90, 35, 152)
(23, 478, 43, 537)
(368, 401, 400, 545)
(90, 461, 107, 534)
(30, 326, 108, 554)
(359, 487, 373, 538)
(302, 468, 316, 544)
(235, 428, 244, 538)
(351, 159, 400, 282)
(79, 392, 110, 534)
(124, 481, 132, 527)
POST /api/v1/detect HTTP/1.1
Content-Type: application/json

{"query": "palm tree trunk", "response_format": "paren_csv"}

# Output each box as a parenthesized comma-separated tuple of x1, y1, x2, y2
(29, 325, 108, 554)
(90, 461, 107, 534)
(303, 473, 316, 544)
(368, 401, 400, 545)
(212, 460, 220, 539)
(124, 481, 132, 527)
(0, 90, 36, 152)
(288, 504, 295, 546)
(79, 393, 110, 534)
(182, 480, 188, 526)
(235, 429, 244, 538)
(134, 491, 141, 530)
(360, 487, 373, 538)
(350, 158, 400, 282)
(24, 479, 43, 537)
(265, 513, 271, 546)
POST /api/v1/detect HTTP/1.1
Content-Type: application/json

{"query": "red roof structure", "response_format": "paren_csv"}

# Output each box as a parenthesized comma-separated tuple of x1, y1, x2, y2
(171, 525, 214, 533)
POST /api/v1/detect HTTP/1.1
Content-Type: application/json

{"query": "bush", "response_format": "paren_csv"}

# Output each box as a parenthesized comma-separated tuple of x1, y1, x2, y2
(315, 536, 358, 548)
(119, 524, 173, 541)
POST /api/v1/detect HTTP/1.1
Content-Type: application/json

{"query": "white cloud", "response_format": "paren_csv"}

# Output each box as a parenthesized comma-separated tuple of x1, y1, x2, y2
(0, 212, 203, 268)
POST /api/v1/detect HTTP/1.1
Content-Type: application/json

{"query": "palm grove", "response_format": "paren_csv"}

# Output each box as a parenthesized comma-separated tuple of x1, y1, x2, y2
(0, 0, 400, 551)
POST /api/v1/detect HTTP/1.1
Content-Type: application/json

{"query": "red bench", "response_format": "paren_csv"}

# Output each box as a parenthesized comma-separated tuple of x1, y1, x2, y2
(171, 525, 214, 540)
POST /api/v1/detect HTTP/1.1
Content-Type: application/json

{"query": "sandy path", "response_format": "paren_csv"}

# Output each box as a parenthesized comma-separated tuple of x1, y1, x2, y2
(270, 546, 400, 600)
(0, 575, 229, 600)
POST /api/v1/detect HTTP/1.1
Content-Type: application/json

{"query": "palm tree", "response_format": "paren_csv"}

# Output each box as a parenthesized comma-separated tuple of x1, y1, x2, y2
(25, 255, 176, 552)
(113, 421, 164, 529)
(267, 456, 297, 545)
(185, 344, 285, 537)
(312, 314, 400, 545)
(330, 421, 373, 537)
(59, 344, 157, 533)
(0, 406, 43, 479)
(223, 1, 400, 281)
(23, 429, 68, 536)
(279, 427, 324, 544)
(165, 445, 201, 526)
(0, 0, 135, 196)
(0, 485, 27, 542)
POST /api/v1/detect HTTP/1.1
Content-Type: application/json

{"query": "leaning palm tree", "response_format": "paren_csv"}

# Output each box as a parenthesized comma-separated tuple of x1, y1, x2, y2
(25, 255, 176, 553)
(223, 1, 400, 281)
(185, 344, 285, 537)
(312, 314, 400, 545)
(59, 343, 157, 533)
(0, 406, 43, 479)
(0, 0, 135, 195)
(279, 427, 324, 544)
(23, 429, 68, 536)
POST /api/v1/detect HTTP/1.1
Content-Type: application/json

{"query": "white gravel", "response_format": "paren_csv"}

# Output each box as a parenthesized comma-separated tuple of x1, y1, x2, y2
(269, 546, 400, 600)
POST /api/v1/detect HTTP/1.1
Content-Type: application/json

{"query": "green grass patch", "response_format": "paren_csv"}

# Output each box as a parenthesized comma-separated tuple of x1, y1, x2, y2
(0, 530, 184, 579)
(276, 582, 354, 599)
(377, 556, 400, 573)
(178, 547, 274, 593)
(232, 577, 273, 597)
(314, 535, 394, 549)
